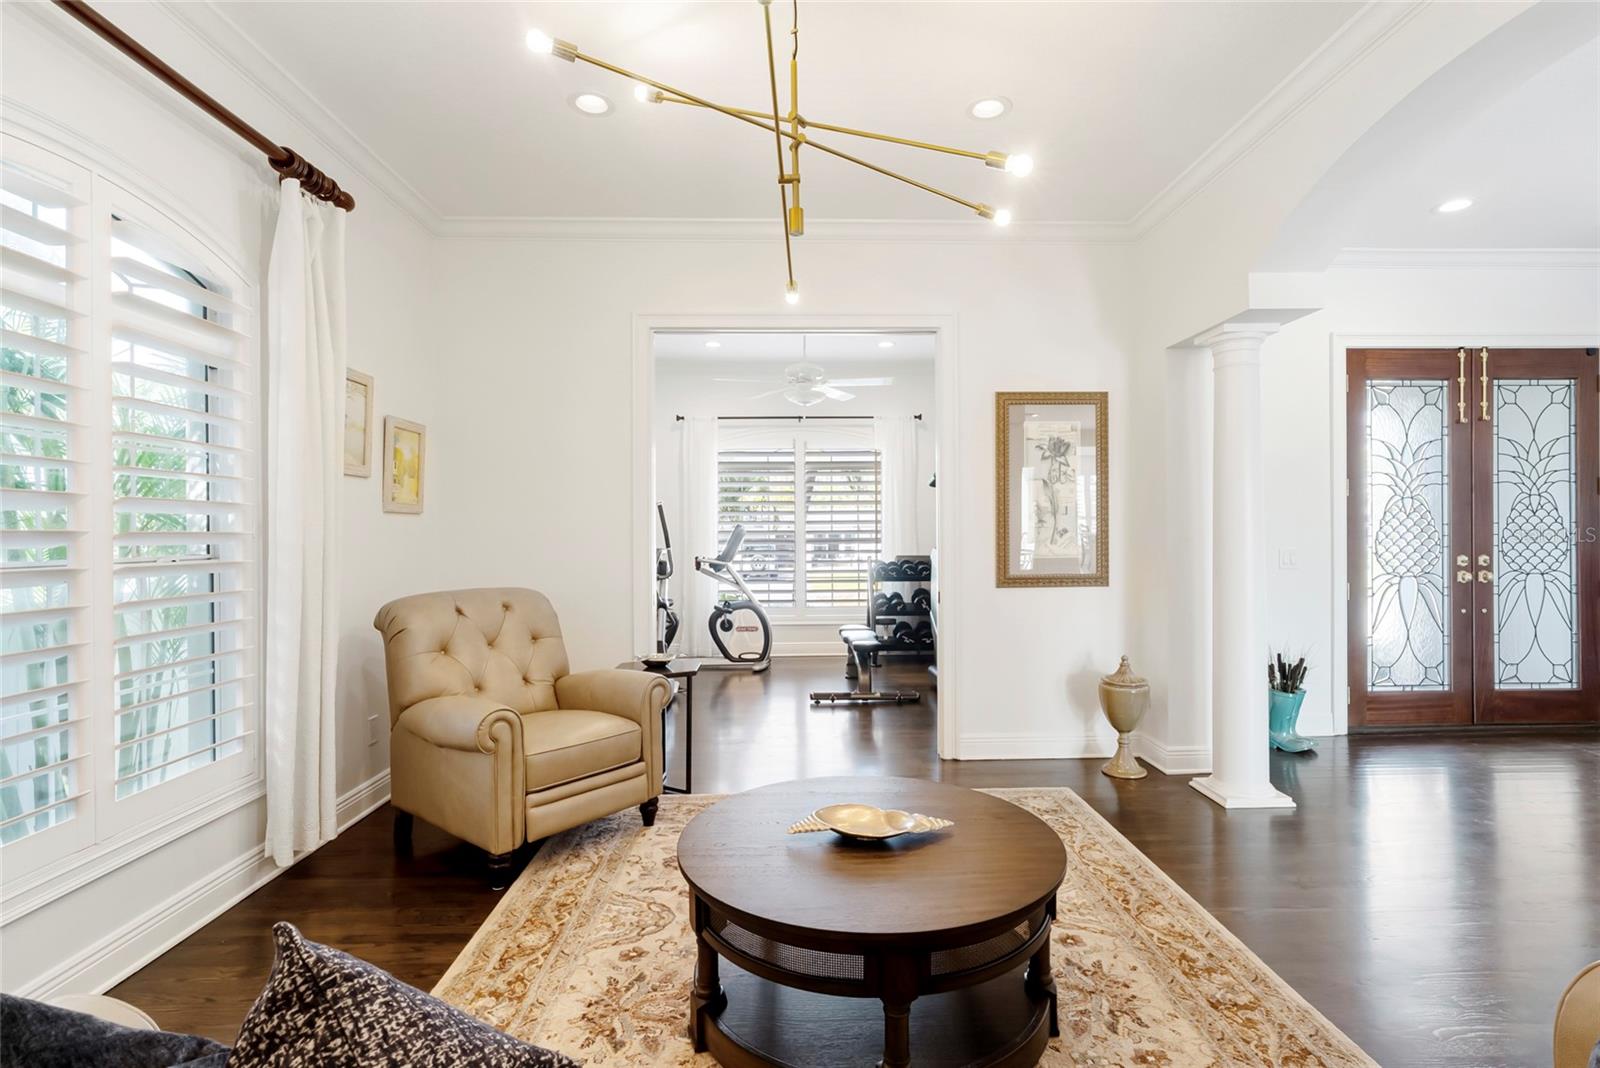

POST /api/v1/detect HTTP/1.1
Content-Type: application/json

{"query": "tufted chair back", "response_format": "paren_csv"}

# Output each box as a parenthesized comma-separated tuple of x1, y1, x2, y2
(372, 588, 571, 726)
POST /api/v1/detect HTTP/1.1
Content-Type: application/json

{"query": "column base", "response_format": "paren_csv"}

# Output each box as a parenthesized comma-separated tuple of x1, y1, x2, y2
(1189, 776, 1296, 810)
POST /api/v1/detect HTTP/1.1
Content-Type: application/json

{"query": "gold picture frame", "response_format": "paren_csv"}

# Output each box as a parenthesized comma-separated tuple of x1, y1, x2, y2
(995, 391, 1109, 587)
(343, 369, 374, 477)
(382, 416, 426, 514)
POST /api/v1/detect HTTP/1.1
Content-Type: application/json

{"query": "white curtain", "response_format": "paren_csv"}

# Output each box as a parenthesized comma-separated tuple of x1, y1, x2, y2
(677, 417, 719, 656)
(264, 180, 346, 866)
(875, 415, 920, 558)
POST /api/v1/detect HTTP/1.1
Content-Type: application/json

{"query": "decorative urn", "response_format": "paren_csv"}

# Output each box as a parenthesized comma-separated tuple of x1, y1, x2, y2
(1097, 656, 1150, 779)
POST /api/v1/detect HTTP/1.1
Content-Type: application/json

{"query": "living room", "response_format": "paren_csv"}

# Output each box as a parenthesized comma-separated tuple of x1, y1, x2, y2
(1, 2, 1596, 1067)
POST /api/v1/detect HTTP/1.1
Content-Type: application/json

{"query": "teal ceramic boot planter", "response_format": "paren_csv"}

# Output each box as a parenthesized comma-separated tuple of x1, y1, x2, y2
(1268, 689, 1317, 753)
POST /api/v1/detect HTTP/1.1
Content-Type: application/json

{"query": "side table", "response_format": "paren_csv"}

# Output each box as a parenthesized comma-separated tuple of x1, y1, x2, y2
(617, 657, 701, 793)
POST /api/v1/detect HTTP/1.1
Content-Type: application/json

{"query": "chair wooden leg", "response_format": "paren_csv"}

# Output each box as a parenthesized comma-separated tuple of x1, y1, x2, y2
(393, 810, 413, 853)
(485, 850, 517, 889)
(640, 797, 660, 827)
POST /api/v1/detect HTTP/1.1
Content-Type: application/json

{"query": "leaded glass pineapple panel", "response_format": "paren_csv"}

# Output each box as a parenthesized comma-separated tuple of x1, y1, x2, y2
(1492, 380, 1578, 690)
(1365, 381, 1450, 691)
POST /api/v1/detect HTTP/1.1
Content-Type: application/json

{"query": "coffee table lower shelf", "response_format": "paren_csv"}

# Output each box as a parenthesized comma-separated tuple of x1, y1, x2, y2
(700, 962, 1053, 1068)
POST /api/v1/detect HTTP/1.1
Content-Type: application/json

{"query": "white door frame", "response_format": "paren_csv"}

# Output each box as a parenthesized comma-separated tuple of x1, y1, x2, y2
(632, 313, 962, 758)
(1328, 331, 1598, 735)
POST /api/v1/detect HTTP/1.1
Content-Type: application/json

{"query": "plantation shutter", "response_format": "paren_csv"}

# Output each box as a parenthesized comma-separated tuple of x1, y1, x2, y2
(716, 447, 796, 607)
(802, 448, 881, 608)
(0, 153, 91, 847)
(108, 213, 254, 801)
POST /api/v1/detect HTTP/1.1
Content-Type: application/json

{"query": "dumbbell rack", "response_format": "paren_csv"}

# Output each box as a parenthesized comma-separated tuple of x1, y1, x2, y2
(867, 556, 935, 659)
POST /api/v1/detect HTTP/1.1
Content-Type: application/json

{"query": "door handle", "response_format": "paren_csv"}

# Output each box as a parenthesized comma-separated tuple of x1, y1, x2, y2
(1456, 570, 1473, 584)
(1456, 348, 1467, 423)
(1478, 569, 1494, 584)
(1479, 347, 1490, 421)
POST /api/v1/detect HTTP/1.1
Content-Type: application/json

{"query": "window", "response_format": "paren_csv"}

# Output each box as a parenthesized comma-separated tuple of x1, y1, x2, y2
(0, 140, 257, 875)
(716, 447, 796, 607)
(108, 218, 252, 802)
(715, 429, 881, 614)
(802, 447, 881, 609)
(1, 156, 86, 848)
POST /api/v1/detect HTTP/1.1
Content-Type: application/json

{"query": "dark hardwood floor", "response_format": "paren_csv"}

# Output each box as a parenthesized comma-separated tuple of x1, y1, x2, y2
(110, 657, 1599, 1068)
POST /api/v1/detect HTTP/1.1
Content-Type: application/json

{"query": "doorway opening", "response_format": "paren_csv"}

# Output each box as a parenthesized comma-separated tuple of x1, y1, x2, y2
(653, 330, 937, 655)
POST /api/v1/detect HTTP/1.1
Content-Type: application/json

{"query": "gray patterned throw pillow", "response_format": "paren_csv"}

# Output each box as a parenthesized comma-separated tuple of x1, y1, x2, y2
(228, 922, 576, 1068)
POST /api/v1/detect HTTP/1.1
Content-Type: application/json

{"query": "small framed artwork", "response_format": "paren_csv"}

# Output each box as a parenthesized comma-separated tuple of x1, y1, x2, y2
(995, 391, 1109, 587)
(343, 369, 374, 476)
(382, 416, 426, 514)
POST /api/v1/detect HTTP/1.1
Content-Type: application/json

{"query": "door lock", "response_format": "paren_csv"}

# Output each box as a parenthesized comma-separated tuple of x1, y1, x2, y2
(1456, 554, 1470, 567)
(1477, 554, 1491, 567)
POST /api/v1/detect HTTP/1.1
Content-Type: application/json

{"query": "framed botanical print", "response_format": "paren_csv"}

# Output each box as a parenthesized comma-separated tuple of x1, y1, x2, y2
(996, 391, 1108, 587)
(344, 369, 374, 476)
(383, 416, 425, 514)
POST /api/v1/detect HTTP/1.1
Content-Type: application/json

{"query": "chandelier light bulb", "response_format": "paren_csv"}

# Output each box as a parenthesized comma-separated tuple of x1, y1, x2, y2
(785, 283, 800, 305)
(993, 208, 1013, 227)
(634, 82, 658, 104)
(1004, 153, 1034, 178)
(526, 29, 555, 55)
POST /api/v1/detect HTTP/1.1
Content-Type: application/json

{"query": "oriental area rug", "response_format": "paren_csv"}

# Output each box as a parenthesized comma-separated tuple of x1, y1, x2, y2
(433, 789, 1377, 1068)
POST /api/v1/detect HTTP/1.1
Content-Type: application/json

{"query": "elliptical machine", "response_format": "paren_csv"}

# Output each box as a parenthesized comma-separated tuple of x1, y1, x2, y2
(654, 502, 679, 653)
(694, 524, 773, 672)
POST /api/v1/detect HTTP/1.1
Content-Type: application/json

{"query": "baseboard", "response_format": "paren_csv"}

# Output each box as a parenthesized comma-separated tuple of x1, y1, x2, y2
(18, 770, 391, 1000)
(336, 769, 392, 828)
(954, 732, 1115, 760)
(1133, 737, 1212, 775)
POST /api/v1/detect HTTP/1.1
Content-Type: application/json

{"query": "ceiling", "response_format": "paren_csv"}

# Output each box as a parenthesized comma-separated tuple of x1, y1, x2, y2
(654, 331, 935, 364)
(1262, 8, 1600, 268)
(215, 1, 1361, 224)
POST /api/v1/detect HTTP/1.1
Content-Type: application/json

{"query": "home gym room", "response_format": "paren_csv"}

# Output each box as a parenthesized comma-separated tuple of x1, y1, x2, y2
(647, 328, 944, 791)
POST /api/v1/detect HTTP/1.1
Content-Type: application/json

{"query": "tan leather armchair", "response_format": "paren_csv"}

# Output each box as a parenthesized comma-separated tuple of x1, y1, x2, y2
(373, 588, 672, 879)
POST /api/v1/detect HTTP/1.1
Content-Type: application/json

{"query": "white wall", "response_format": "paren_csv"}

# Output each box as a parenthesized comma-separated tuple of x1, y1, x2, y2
(654, 355, 935, 654)
(430, 236, 1137, 760)
(0, 3, 438, 996)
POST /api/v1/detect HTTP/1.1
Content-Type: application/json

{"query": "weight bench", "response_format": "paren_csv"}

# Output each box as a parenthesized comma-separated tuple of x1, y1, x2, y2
(810, 625, 921, 704)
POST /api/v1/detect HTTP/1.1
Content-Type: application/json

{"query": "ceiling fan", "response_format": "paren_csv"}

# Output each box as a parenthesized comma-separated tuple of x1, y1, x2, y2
(715, 362, 894, 407)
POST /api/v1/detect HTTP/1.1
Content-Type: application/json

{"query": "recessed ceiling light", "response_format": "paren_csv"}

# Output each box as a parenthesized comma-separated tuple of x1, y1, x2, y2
(970, 97, 1010, 120)
(1435, 197, 1473, 214)
(571, 93, 611, 116)
(877, 340, 895, 349)
(705, 340, 722, 349)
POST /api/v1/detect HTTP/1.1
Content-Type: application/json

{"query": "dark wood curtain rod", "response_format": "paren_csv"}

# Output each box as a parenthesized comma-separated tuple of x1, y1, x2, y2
(674, 414, 922, 422)
(53, 0, 355, 211)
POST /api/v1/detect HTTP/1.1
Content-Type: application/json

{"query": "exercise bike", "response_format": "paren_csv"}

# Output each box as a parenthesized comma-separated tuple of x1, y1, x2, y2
(694, 524, 773, 672)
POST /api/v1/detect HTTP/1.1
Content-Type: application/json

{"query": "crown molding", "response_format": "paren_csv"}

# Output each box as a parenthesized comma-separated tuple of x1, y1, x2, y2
(1126, 1, 1427, 237)
(430, 215, 1136, 244)
(156, 1, 442, 230)
(1330, 247, 1600, 270)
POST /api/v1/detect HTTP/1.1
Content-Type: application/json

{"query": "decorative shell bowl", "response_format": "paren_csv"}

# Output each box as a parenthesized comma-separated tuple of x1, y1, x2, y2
(788, 803, 955, 840)
(639, 652, 675, 667)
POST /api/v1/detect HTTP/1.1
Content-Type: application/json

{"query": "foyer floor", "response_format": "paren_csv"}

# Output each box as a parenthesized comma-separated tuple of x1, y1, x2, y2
(110, 658, 1598, 1068)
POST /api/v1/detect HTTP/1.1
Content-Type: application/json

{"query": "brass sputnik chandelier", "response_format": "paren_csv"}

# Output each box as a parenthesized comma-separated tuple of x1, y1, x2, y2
(526, 0, 1034, 304)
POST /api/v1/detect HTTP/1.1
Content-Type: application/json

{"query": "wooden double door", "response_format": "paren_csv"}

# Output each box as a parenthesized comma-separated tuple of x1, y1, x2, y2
(1348, 348, 1599, 728)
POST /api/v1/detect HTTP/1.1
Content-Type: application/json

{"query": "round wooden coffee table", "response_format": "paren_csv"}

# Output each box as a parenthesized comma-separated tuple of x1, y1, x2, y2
(677, 776, 1067, 1068)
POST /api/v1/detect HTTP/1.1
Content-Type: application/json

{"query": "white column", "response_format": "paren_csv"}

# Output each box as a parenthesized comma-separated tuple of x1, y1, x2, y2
(1189, 324, 1294, 809)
